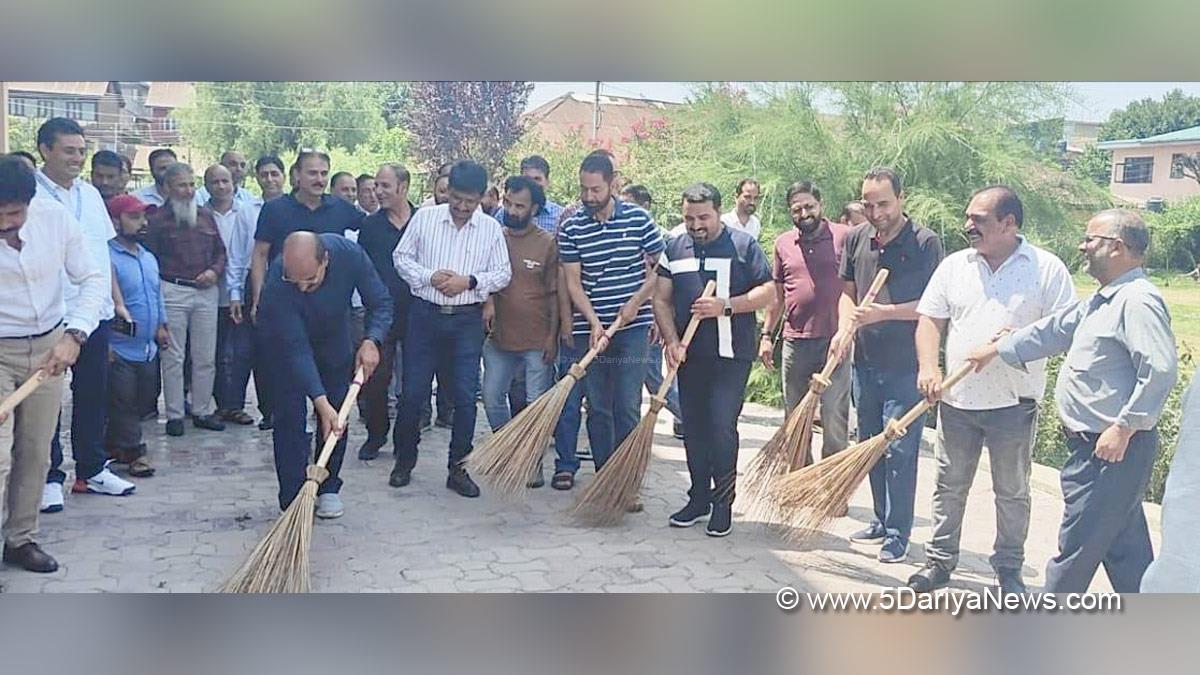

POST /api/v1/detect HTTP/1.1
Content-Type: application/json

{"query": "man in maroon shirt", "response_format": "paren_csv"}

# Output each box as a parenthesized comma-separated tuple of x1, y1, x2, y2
(758, 181, 851, 464)
(143, 162, 228, 437)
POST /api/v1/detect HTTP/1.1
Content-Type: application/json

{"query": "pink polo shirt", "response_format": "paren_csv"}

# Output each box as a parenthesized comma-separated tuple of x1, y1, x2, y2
(772, 219, 849, 340)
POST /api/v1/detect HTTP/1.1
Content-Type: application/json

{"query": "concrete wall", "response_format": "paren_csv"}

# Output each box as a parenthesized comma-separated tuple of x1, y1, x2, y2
(1110, 142, 1200, 205)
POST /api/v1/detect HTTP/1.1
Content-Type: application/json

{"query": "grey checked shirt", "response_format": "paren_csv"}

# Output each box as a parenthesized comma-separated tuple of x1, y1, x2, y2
(997, 267, 1178, 433)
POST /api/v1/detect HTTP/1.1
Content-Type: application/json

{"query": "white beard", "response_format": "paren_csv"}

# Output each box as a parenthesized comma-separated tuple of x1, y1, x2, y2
(171, 198, 197, 228)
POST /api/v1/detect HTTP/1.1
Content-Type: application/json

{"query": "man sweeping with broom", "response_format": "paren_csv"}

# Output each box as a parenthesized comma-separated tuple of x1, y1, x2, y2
(657, 183, 775, 537)
(258, 231, 392, 518)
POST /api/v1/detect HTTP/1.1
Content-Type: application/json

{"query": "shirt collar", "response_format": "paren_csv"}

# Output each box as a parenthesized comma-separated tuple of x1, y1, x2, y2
(869, 217, 915, 250)
(796, 218, 833, 243)
(438, 203, 477, 228)
(108, 238, 144, 257)
(1097, 266, 1146, 300)
(35, 168, 79, 194)
(965, 235, 1035, 264)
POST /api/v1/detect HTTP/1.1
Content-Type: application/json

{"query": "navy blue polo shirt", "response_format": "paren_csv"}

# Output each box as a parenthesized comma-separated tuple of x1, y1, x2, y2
(839, 218, 944, 372)
(255, 192, 364, 262)
(658, 227, 773, 362)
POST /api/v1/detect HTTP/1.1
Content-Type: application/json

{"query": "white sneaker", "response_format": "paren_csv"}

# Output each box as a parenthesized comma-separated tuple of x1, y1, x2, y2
(315, 493, 344, 519)
(40, 483, 65, 513)
(86, 467, 136, 496)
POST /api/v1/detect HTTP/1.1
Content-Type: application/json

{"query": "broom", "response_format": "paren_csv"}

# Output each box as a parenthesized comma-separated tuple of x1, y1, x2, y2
(736, 268, 890, 522)
(767, 362, 975, 541)
(219, 366, 366, 593)
(0, 370, 52, 424)
(466, 312, 632, 499)
(571, 281, 717, 526)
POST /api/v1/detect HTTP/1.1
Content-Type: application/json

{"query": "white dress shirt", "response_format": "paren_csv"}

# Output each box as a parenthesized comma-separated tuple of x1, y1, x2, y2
(196, 185, 253, 205)
(393, 203, 512, 305)
(0, 197, 106, 337)
(344, 228, 363, 309)
(1141, 381, 1200, 592)
(208, 199, 246, 307)
(917, 238, 1077, 410)
(721, 210, 761, 239)
(226, 195, 264, 304)
(34, 169, 115, 326)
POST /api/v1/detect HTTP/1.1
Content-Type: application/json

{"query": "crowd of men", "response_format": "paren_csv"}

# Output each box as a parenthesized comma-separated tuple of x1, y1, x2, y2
(0, 112, 1189, 594)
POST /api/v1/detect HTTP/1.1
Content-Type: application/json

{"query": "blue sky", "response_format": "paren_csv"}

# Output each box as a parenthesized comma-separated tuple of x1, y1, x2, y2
(530, 82, 1200, 123)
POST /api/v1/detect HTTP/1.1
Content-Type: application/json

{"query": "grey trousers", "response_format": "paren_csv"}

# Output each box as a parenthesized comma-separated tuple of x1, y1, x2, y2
(781, 336, 851, 462)
(161, 282, 219, 420)
(0, 329, 65, 546)
(925, 401, 1038, 573)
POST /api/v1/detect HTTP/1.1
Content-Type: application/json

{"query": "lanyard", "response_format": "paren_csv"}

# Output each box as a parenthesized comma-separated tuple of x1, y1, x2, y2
(35, 172, 83, 222)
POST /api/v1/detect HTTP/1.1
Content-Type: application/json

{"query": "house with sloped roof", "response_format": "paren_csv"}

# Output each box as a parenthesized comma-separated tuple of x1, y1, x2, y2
(1098, 125, 1200, 207)
(522, 91, 679, 151)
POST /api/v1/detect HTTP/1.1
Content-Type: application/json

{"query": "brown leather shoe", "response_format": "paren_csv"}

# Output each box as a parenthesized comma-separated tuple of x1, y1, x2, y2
(3, 542, 59, 573)
(129, 455, 156, 478)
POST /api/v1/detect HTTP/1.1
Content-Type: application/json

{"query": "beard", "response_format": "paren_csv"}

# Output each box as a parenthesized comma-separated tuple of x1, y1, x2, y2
(171, 198, 197, 228)
(503, 212, 531, 229)
(794, 215, 819, 233)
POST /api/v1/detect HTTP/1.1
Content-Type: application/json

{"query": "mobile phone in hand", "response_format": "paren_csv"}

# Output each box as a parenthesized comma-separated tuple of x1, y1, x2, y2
(112, 317, 137, 337)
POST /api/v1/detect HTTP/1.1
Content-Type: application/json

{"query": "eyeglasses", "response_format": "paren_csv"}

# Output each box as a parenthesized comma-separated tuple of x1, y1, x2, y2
(1081, 234, 1122, 246)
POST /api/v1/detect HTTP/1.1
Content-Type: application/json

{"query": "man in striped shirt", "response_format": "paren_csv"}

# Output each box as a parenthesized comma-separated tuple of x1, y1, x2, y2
(392, 160, 512, 498)
(555, 153, 665, 488)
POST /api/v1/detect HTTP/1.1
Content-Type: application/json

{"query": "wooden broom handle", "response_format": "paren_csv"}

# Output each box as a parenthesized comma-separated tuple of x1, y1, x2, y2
(890, 363, 975, 433)
(0, 370, 51, 420)
(573, 307, 634, 372)
(655, 281, 718, 397)
(822, 269, 890, 378)
(313, 366, 367, 469)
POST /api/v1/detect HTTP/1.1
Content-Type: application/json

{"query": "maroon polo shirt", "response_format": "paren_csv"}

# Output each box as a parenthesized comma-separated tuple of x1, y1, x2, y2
(772, 218, 849, 340)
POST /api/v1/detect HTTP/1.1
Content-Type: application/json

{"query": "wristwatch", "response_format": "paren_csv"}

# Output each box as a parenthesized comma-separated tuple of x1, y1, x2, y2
(64, 327, 88, 347)
(723, 297, 733, 317)
(468, 275, 479, 290)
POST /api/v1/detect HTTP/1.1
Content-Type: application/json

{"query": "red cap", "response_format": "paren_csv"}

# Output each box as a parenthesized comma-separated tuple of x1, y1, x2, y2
(106, 194, 147, 219)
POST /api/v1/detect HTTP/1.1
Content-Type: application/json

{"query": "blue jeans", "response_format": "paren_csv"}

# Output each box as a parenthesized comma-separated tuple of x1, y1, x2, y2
(552, 334, 589, 475)
(481, 339, 553, 431)
(643, 342, 682, 421)
(856, 364, 925, 541)
(584, 324, 649, 471)
(48, 321, 111, 483)
(215, 307, 255, 412)
(395, 301, 485, 472)
(272, 347, 350, 509)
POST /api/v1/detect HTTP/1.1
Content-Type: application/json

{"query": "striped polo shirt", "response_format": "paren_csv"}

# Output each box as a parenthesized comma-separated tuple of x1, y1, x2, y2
(558, 198, 665, 335)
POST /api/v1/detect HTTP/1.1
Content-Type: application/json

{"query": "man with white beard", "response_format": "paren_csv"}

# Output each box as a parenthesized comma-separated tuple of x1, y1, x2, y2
(142, 163, 228, 437)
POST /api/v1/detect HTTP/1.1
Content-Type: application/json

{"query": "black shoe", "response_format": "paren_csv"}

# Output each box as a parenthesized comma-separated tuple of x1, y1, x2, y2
(526, 466, 545, 489)
(907, 563, 952, 593)
(258, 414, 274, 431)
(447, 468, 480, 498)
(995, 568, 1027, 595)
(388, 465, 411, 488)
(706, 505, 732, 537)
(3, 542, 59, 573)
(669, 500, 712, 527)
(358, 438, 384, 461)
(192, 414, 226, 431)
(673, 420, 685, 440)
(165, 419, 185, 437)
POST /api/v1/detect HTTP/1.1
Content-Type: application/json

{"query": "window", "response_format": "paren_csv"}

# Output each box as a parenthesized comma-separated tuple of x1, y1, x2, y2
(65, 100, 84, 121)
(36, 98, 53, 118)
(7, 97, 26, 116)
(1117, 156, 1154, 184)
(1171, 153, 1190, 180)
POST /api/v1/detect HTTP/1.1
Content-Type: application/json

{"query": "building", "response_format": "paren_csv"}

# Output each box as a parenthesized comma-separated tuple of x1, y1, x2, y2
(141, 82, 195, 146)
(522, 91, 679, 151)
(6, 81, 127, 148)
(1098, 125, 1200, 207)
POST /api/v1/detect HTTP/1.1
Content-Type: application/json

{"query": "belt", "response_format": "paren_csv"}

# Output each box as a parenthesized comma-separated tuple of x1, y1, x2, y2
(419, 299, 482, 316)
(1061, 427, 1099, 444)
(164, 277, 200, 288)
(1, 321, 63, 340)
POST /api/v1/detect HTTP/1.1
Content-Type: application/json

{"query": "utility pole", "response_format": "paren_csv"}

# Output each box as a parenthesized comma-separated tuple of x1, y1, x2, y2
(0, 81, 9, 153)
(592, 81, 601, 141)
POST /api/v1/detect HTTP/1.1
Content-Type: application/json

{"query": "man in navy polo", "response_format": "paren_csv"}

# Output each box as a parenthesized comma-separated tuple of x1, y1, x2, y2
(837, 167, 944, 563)
(656, 183, 775, 537)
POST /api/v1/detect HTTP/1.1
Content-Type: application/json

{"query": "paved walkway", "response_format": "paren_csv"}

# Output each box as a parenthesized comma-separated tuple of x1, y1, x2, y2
(0, 395, 1160, 593)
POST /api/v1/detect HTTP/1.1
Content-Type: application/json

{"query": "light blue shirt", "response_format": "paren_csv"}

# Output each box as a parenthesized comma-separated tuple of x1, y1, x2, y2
(1142, 381, 1200, 591)
(997, 267, 1178, 433)
(108, 239, 167, 363)
(495, 200, 564, 234)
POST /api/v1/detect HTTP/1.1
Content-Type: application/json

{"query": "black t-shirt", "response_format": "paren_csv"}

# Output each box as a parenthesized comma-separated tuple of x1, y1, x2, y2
(839, 218, 944, 372)
(357, 204, 416, 336)
(255, 193, 364, 262)
(657, 227, 773, 362)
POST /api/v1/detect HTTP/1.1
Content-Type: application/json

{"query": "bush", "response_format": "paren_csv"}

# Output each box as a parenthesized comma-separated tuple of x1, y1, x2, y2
(1034, 350, 1195, 503)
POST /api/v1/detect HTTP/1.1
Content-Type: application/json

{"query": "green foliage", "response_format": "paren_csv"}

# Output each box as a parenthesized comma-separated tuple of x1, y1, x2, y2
(1035, 352, 1195, 503)
(1070, 144, 1114, 187)
(5, 115, 38, 154)
(1098, 89, 1200, 142)
(1146, 196, 1200, 274)
(403, 81, 533, 175)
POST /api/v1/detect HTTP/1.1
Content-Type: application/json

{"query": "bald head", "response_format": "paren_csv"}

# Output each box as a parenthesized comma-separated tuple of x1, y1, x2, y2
(204, 164, 234, 205)
(1091, 208, 1149, 257)
(282, 232, 329, 292)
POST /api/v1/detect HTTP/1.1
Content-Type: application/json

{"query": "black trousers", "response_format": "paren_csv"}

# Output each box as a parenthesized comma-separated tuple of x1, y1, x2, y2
(360, 323, 403, 449)
(677, 357, 753, 506)
(106, 356, 157, 458)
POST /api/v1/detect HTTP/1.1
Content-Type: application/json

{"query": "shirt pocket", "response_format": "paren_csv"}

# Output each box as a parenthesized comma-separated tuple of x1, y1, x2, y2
(1063, 330, 1119, 373)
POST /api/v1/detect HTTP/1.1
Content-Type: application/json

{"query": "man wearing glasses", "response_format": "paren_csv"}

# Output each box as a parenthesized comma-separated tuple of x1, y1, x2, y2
(969, 209, 1178, 593)
(257, 231, 391, 519)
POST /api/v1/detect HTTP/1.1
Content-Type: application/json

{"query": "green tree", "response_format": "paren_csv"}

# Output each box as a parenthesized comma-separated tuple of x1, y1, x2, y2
(5, 115, 38, 154)
(1099, 89, 1200, 141)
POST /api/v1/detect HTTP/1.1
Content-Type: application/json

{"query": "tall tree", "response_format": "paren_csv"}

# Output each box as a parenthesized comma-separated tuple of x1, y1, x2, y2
(1073, 89, 1200, 187)
(403, 81, 533, 174)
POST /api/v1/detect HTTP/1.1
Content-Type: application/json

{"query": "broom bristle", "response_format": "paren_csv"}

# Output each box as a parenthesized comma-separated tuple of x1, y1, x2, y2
(735, 389, 820, 522)
(571, 412, 659, 526)
(219, 480, 320, 593)
(466, 375, 576, 499)
(766, 434, 890, 542)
